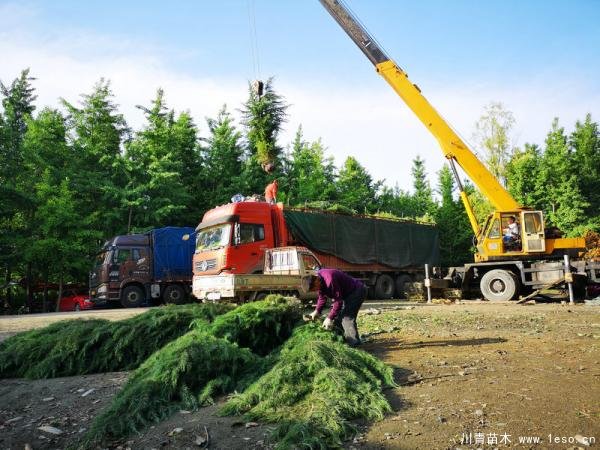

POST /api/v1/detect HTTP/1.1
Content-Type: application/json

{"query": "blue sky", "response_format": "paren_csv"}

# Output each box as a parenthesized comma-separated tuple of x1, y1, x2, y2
(1, 0, 599, 192)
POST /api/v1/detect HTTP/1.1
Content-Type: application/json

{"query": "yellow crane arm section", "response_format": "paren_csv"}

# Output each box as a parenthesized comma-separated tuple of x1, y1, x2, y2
(375, 60, 520, 212)
(319, 0, 521, 215)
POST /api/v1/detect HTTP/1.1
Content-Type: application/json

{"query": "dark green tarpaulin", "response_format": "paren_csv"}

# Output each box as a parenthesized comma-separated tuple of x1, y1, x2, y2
(283, 210, 440, 268)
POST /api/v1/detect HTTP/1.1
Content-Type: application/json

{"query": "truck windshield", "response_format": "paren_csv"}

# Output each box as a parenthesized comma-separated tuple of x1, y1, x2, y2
(94, 251, 108, 267)
(196, 224, 232, 252)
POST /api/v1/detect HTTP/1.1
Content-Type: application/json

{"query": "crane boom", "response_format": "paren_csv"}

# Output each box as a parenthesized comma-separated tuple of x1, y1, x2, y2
(319, 0, 521, 230)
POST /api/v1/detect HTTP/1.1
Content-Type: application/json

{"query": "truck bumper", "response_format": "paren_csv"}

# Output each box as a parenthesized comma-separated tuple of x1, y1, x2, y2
(192, 276, 235, 301)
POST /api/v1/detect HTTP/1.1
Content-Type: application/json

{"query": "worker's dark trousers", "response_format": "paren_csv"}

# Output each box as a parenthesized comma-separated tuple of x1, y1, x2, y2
(336, 285, 367, 346)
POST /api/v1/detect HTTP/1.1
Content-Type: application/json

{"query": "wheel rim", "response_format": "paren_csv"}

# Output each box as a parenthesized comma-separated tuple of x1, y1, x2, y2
(490, 279, 506, 294)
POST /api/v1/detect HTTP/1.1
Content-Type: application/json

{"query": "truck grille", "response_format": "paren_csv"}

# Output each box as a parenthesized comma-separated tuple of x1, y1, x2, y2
(195, 259, 217, 272)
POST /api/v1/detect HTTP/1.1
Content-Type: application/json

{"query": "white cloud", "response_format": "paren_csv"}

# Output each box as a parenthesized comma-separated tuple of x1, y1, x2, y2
(2, 2, 598, 194)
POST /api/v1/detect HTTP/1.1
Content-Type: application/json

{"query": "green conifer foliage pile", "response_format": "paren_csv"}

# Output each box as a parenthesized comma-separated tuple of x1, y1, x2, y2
(82, 330, 261, 446)
(0, 303, 233, 379)
(208, 295, 302, 355)
(221, 323, 396, 449)
(3, 296, 396, 450)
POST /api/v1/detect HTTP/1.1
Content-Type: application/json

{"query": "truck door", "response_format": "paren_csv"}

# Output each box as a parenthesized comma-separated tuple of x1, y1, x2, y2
(522, 211, 546, 253)
(132, 248, 150, 280)
(232, 223, 267, 273)
(114, 248, 135, 282)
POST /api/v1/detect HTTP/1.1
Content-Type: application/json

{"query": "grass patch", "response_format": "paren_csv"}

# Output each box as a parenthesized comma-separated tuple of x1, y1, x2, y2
(0, 303, 233, 379)
(221, 323, 396, 449)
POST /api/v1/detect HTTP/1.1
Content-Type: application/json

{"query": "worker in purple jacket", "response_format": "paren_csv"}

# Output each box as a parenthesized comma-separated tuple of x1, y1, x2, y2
(308, 268, 367, 346)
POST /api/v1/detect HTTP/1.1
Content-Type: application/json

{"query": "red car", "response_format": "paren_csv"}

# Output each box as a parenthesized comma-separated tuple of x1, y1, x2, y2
(58, 288, 94, 312)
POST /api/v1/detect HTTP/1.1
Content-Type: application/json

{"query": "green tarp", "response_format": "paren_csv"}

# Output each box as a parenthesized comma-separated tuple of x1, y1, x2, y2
(283, 209, 440, 269)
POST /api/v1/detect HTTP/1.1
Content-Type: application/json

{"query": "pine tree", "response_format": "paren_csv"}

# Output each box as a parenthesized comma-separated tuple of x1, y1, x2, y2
(569, 114, 600, 221)
(62, 79, 129, 236)
(505, 143, 543, 208)
(124, 88, 194, 230)
(0, 69, 37, 309)
(201, 106, 245, 208)
(287, 127, 336, 205)
(538, 118, 588, 233)
(28, 172, 90, 311)
(411, 156, 435, 217)
(433, 165, 473, 266)
(239, 78, 288, 194)
(376, 184, 415, 218)
(335, 156, 381, 213)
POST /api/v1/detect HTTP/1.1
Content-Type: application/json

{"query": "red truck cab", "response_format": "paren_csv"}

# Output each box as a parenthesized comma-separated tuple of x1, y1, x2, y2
(194, 201, 286, 276)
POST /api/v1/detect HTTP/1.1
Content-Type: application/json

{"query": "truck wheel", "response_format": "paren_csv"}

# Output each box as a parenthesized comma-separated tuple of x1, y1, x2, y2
(395, 274, 413, 299)
(255, 292, 268, 301)
(163, 285, 187, 305)
(121, 285, 145, 308)
(374, 274, 395, 299)
(480, 270, 519, 301)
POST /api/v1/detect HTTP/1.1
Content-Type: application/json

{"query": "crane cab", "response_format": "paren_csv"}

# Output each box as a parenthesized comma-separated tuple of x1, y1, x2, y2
(476, 211, 546, 262)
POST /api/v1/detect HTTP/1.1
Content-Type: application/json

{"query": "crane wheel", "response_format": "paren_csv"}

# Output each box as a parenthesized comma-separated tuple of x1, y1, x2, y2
(480, 269, 519, 301)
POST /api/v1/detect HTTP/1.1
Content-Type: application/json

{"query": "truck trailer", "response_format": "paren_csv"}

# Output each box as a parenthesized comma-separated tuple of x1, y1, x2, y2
(192, 201, 439, 299)
(90, 227, 196, 307)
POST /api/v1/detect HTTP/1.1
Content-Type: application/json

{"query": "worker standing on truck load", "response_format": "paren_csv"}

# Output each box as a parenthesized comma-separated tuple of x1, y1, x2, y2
(264, 179, 278, 204)
(308, 269, 367, 346)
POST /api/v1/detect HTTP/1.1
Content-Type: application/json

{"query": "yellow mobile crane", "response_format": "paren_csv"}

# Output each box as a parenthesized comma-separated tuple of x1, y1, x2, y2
(320, 0, 590, 301)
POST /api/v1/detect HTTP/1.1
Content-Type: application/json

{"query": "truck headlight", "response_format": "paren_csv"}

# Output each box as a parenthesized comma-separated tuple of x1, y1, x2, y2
(97, 284, 108, 293)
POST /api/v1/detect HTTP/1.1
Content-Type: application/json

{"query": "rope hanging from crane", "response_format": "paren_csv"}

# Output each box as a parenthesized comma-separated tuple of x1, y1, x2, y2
(247, 0, 263, 97)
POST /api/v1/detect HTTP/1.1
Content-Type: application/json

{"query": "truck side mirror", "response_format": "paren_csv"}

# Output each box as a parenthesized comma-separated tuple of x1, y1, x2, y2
(233, 223, 241, 246)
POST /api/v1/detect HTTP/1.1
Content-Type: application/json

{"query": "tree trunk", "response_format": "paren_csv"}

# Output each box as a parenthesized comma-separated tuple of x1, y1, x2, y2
(4, 264, 12, 310)
(43, 269, 49, 313)
(128, 205, 133, 234)
(56, 270, 63, 313)
(26, 262, 33, 312)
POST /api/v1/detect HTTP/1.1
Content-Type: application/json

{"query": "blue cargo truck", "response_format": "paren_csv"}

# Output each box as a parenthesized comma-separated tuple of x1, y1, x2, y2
(89, 227, 196, 307)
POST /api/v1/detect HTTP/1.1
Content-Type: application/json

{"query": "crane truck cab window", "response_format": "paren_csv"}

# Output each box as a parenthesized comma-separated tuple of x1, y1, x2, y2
(524, 212, 543, 234)
(488, 219, 501, 239)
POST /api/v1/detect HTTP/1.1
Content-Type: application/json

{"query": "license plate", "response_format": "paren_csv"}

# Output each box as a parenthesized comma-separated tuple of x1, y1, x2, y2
(207, 292, 221, 300)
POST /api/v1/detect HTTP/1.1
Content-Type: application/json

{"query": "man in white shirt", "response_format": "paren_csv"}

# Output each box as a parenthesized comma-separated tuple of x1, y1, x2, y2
(503, 216, 520, 247)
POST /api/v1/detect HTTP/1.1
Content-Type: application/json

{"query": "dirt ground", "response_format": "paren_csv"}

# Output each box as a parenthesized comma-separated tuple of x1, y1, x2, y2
(1, 301, 599, 450)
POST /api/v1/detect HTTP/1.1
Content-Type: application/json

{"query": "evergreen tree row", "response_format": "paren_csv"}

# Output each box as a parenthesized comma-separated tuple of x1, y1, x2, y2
(1, 70, 598, 310)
